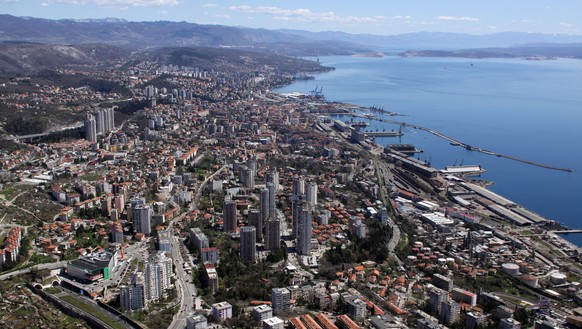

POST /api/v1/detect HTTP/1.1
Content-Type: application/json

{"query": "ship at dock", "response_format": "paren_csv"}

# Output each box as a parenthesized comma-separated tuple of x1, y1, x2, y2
(347, 121, 370, 128)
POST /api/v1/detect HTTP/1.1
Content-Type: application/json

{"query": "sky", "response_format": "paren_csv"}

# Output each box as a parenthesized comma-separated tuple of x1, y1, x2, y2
(2, 0, 582, 35)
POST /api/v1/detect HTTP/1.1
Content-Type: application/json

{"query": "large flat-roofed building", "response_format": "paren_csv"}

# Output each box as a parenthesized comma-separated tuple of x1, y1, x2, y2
(386, 151, 439, 178)
(67, 250, 117, 282)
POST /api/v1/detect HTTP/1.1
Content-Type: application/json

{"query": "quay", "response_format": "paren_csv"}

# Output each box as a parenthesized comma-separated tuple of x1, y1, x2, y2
(332, 110, 574, 173)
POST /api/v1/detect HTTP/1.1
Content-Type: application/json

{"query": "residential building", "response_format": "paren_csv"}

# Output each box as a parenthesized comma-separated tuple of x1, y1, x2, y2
(201, 247, 219, 265)
(265, 219, 280, 251)
(499, 318, 521, 329)
(248, 209, 263, 242)
(190, 228, 209, 252)
(271, 288, 291, 313)
(144, 252, 172, 301)
(432, 274, 454, 292)
(84, 113, 97, 143)
(212, 302, 233, 322)
(347, 298, 367, 323)
(133, 204, 152, 236)
(266, 170, 279, 191)
(440, 299, 461, 326)
(252, 305, 273, 322)
(428, 287, 449, 316)
(263, 317, 285, 329)
(306, 181, 318, 207)
(260, 188, 270, 232)
(120, 273, 146, 311)
(296, 206, 312, 256)
(186, 314, 207, 329)
(452, 287, 477, 306)
(240, 226, 257, 262)
(223, 200, 237, 232)
(465, 312, 488, 329)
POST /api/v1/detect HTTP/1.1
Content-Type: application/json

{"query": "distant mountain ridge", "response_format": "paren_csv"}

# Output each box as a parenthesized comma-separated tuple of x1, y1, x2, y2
(402, 43, 582, 59)
(4, 14, 582, 55)
(0, 14, 366, 56)
(275, 29, 582, 49)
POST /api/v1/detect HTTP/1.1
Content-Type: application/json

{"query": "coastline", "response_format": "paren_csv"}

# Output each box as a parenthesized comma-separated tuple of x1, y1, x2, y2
(275, 86, 582, 251)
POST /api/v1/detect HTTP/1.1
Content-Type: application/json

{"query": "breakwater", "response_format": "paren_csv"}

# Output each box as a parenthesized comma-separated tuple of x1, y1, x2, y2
(342, 110, 574, 173)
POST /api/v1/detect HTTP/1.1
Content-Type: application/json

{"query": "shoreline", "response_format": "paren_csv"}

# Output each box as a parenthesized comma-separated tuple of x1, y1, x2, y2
(274, 89, 582, 250)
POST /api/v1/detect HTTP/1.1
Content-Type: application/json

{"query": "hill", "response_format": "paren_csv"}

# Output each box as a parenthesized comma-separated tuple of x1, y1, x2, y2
(0, 14, 368, 56)
(0, 42, 129, 74)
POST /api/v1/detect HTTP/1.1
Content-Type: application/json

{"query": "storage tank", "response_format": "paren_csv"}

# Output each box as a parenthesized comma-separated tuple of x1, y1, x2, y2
(570, 282, 581, 291)
(550, 273, 567, 285)
(521, 274, 538, 288)
(502, 263, 520, 276)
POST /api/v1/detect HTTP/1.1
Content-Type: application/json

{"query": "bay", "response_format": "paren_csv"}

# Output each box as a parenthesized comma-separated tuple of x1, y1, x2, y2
(275, 55, 582, 245)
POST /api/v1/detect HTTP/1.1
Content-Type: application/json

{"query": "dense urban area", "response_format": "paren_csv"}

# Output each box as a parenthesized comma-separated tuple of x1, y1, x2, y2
(1, 52, 582, 329)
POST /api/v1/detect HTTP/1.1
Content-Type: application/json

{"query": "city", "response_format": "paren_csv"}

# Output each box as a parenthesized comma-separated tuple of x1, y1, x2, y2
(2, 4, 582, 329)
(1, 56, 582, 329)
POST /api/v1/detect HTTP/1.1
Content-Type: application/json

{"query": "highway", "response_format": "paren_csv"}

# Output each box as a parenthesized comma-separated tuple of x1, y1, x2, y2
(51, 286, 134, 329)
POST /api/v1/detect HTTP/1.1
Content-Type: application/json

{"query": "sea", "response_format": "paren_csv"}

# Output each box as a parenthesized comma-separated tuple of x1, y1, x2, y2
(275, 54, 582, 246)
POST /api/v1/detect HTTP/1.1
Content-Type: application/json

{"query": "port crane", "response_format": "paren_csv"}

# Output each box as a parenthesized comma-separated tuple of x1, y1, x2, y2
(310, 85, 324, 98)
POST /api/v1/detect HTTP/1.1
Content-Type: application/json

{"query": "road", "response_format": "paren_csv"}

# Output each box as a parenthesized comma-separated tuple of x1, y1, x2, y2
(167, 164, 226, 329)
(167, 235, 198, 329)
(0, 260, 68, 281)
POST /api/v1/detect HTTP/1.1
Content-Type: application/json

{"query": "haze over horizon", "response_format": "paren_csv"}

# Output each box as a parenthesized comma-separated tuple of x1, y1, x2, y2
(2, 0, 582, 36)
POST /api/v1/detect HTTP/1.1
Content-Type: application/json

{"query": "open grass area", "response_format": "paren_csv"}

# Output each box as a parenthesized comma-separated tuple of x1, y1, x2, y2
(0, 184, 33, 200)
(44, 287, 60, 294)
(61, 295, 126, 329)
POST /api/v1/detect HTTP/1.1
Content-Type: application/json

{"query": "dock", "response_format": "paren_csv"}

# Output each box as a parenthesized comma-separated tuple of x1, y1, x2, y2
(332, 111, 574, 173)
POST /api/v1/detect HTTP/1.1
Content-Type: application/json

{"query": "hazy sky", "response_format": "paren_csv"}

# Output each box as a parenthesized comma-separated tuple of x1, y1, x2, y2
(2, 0, 581, 35)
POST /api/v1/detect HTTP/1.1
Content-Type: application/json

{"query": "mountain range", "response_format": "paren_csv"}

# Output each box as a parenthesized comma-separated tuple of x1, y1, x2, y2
(2, 14, 582, 75)
(4, 14, 582, 53)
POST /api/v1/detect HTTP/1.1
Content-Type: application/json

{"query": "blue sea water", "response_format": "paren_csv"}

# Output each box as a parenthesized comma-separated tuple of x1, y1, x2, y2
(275, 55, 582, 245)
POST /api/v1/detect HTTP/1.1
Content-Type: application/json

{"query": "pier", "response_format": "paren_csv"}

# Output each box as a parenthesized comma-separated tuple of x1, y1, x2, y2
(333, 110, 574, 173)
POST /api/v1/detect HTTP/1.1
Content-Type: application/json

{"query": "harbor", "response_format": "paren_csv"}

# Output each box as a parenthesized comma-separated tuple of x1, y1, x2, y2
(334, 108, 575, 173)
